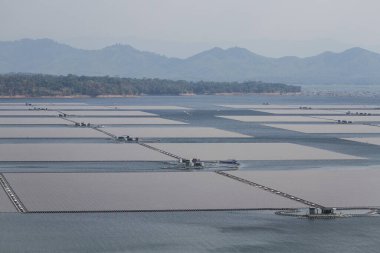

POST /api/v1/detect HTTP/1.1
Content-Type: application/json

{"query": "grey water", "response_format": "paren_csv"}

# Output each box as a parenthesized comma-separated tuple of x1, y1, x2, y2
(1, 211, 379, 253)
(0, 95, 380, 252)
(1, 93, 380, 108)
(302, 84, 380, 97)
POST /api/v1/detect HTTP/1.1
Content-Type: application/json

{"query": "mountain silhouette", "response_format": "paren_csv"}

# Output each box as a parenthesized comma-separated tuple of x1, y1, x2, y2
(1, 39, 380, 84)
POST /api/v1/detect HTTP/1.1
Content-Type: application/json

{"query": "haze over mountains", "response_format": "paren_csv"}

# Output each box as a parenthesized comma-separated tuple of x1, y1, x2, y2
(1, 39, 380, 85)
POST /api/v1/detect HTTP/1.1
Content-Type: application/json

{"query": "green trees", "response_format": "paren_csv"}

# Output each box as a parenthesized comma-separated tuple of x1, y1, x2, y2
(0, 74, 301, 97)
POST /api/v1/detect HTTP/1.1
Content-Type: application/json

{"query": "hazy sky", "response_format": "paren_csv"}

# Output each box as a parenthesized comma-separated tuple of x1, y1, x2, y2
(1, 0, 380, 58)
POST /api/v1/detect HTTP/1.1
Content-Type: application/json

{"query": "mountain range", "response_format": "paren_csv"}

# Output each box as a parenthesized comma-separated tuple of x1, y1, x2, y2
(1, 39, 380, 85)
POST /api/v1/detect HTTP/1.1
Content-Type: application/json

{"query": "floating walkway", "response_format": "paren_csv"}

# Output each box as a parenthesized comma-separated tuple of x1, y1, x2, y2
(138, 142, 183, 160)
(92, 127, 117, 138)
(275, 209, 380, 219)
(0, 173, 27, 213)
(56, 114, 184, 160)
(216, 171, 325, 209)
(0, 104, 375, 216)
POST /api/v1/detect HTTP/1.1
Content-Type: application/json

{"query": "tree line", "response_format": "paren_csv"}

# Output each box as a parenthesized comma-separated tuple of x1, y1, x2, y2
(0, 74, 301, 97)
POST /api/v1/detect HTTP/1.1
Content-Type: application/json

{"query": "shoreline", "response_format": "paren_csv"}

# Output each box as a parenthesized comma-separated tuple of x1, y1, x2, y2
(0, 92, 300, 99)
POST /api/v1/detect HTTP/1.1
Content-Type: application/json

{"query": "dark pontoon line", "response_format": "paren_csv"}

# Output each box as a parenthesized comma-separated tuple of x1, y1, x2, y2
(13, 206, 380, 214)
(0, 173, 28, 213)
(24, 208, 298, 214)
(215, 171, 325, 209)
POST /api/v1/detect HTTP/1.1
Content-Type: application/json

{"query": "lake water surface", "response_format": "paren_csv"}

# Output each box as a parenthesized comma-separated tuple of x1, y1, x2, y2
(0, 94, 379, 252)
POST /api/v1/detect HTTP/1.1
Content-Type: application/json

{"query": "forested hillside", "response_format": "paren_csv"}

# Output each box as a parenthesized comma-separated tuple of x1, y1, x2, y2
(0, 74, 300, 97)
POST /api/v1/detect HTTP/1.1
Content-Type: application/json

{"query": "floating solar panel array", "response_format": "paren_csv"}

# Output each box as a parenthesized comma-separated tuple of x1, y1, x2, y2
(0, 102, 378, 213)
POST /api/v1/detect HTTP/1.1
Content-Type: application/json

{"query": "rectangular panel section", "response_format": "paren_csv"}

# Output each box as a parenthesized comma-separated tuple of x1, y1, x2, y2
(104, 127, 250, 138)
(219, 104, 298, 109)
(62, 110, 157, 117)
(45, 106, 110, 110)
(0, 117, 68, 125)
(0, 143, 172, 161)
(4, 172, 304, 212)
(38, 103, 87, 106)
(0, 103, 33, 106)
(68, 117, 186, 125)
(334, 110, 380, 115)
(106, 106, 190, 110)
(217, 115, 331, 122)
(230, 168, 380, 207)
(0, 103, 87, 106)
(0, 127, 107, 138)
(253, 109, 345, 115)
(343, 137, 380, 146)
(150, 143, 362, 160)
(0, 111, 59, 116)
(0, 106, 30, 110)
(300, 105, 380, 109)
(265, 124, 380, 133)
(312, 116, 380, 122)
(219, 104, 380, 109)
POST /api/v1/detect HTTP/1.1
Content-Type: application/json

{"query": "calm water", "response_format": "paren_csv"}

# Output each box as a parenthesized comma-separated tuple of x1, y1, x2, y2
(1, 211, 379, 253)
(0, 95, 379, 252)
(1, 93, 380, 108)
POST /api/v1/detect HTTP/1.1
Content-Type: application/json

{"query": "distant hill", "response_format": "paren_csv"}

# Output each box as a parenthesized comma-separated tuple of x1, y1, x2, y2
(1, 39, 380, 85)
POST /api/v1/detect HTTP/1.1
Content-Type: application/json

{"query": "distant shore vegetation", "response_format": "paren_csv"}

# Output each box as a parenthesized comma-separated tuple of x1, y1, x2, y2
(0, 74, 301, 97)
